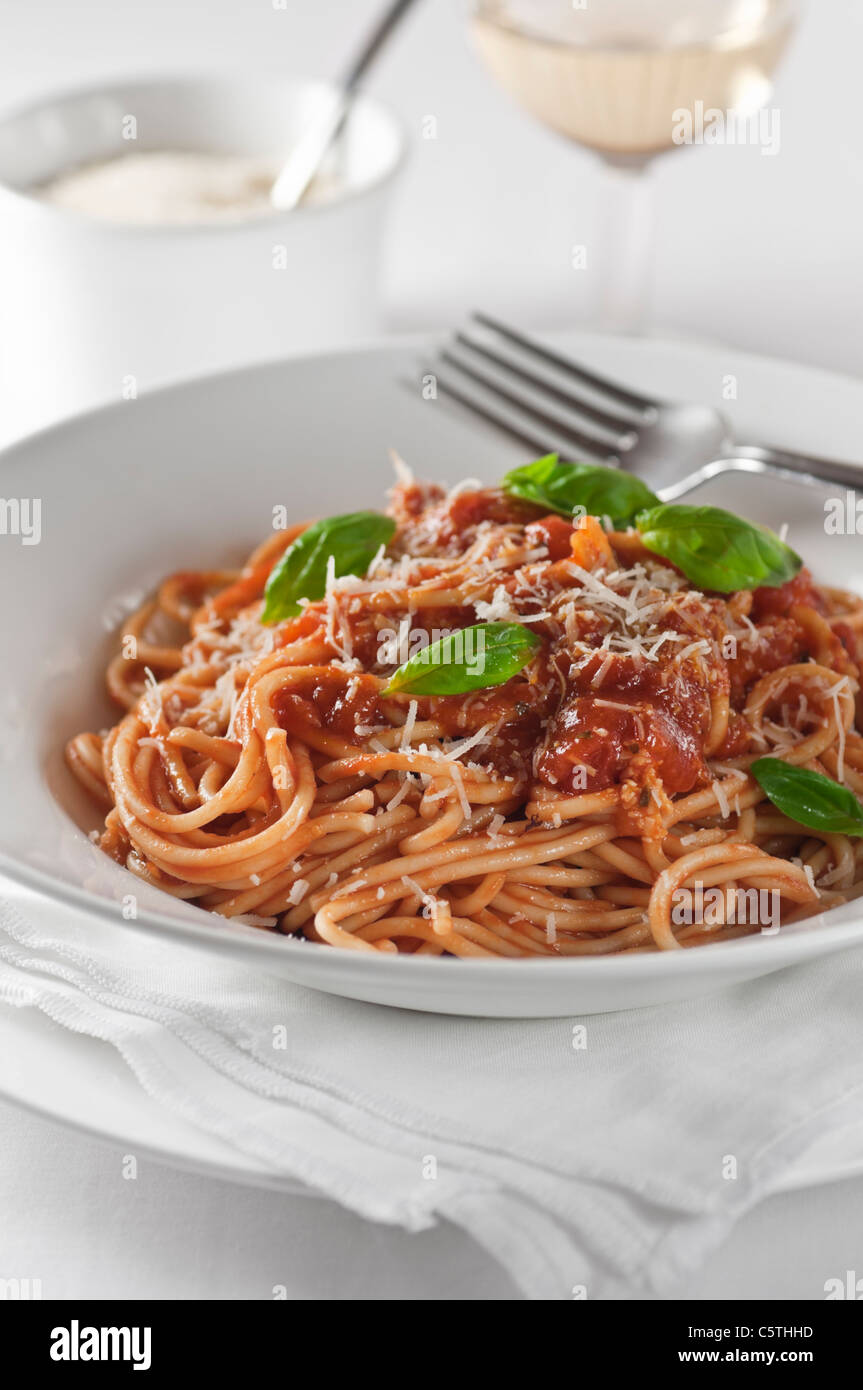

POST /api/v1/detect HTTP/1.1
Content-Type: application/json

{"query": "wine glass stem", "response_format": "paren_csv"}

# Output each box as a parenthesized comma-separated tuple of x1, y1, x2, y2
(595, 155, 655, 336)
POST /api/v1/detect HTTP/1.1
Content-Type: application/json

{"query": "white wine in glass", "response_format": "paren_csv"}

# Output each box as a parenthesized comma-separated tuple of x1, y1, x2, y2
(472, 0, 800, 329)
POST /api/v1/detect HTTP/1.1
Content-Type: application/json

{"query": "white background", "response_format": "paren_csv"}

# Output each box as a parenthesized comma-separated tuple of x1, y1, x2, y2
(1, 0, 863, 1300)
(1, 0, 862, 377)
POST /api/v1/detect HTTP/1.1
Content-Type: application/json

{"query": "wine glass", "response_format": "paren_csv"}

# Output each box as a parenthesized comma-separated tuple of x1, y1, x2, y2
(472, 0, 801, 332)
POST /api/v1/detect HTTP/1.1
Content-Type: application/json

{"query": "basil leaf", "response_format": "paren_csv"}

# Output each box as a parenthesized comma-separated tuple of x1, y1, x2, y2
(503, 453, 659, 528)
(751, 758, 863, 836)
(382, 622, 542, 697)
(261, 512, 395, 624)
(635, 504, 802, 593)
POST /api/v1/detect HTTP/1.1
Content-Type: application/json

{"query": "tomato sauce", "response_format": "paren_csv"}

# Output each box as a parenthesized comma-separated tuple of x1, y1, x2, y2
(750, 568, 823, 620)
(395, 487, 541, 556)
(428, 677, 555, 781)
(535, 650, 712, 796)
(536, 697, 706, 795)
(265, 496, 853, 805)
(276, 671, 382, 744)
(724, 616, 807, 706)
(524, 515, 574, 561)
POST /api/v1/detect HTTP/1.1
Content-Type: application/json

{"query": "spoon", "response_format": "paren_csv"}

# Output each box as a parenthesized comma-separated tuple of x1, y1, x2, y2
(271, 0, 420, 212)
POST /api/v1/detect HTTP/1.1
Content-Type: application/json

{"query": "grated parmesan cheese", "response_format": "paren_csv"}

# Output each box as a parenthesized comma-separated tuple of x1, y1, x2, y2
(443, 723, 493, 761)
(448, 762, 472, 820)
(389, 448, 413, 484)
(400, 700, 418, 751)
(827, 677, 851, 783)
(400, 873, 439, 919)
(141, 666, 163, 735)
(803, 863, 820, 896)
(712, 779, 731, 821)
(386, 775, 416, 811)
(488, 814, 506, 838)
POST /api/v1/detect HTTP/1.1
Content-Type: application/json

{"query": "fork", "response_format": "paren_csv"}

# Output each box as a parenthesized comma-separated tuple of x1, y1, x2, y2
(423, 313, 863, 500)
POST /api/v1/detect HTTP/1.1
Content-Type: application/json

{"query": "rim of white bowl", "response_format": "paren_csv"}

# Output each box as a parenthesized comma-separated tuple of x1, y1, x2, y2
(4, 840, 862, 977)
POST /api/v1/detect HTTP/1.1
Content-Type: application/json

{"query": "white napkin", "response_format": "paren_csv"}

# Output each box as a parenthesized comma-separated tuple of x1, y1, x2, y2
(1, 881, 863, 1301)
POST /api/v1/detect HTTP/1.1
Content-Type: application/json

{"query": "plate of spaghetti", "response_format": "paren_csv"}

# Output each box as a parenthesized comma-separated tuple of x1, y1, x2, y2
(2, 336, 863, 1014)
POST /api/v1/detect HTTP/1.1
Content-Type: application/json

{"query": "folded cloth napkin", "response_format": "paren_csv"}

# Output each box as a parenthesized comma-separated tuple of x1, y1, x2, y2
(1, 880, 863, 1301)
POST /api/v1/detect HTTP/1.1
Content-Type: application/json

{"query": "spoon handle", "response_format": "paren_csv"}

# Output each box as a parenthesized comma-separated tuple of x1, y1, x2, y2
(343, 0, 421, 93)
(271, 0, 420, 211)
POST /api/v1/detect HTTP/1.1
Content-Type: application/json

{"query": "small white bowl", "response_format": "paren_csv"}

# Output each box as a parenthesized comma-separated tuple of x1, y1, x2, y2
(0, 74, 405, 438)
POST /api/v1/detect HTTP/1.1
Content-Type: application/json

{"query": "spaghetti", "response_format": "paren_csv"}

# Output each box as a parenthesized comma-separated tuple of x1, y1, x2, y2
(67, 472, 863, 956)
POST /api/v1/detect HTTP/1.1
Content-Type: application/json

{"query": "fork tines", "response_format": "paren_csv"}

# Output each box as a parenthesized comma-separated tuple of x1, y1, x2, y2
(425, 312, 652, 464)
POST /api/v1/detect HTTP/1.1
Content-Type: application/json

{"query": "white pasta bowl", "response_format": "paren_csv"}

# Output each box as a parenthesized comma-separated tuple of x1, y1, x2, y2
(1, 332, 863, 1016)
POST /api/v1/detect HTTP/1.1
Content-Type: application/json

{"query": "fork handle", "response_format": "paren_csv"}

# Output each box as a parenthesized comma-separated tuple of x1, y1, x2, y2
(731, 443, 863, 492)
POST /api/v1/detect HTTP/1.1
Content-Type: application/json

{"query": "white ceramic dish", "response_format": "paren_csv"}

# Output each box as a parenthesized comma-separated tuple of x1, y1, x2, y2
(0, 74, 404, 440)
(0, 907, 311, 1197)
(1, 330, 863, 1018)
(2, 881, 860, 1196)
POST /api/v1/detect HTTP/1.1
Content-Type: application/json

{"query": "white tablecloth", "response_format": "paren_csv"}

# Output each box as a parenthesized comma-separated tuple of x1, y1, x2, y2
(3, 1090, 862, 1299)
(1, 0, 862, 1300)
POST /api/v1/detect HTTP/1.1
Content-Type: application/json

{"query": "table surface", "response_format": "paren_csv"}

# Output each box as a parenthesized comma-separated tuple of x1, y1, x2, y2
(2, 0, 862, 1300)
